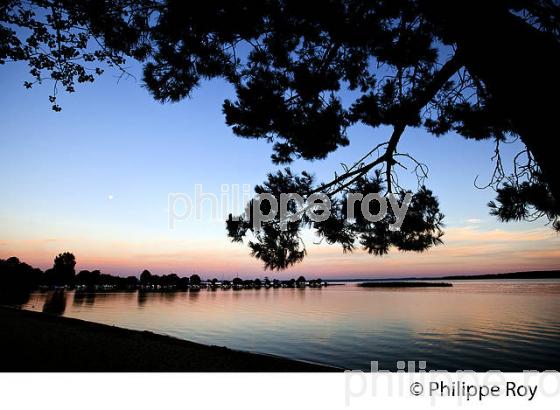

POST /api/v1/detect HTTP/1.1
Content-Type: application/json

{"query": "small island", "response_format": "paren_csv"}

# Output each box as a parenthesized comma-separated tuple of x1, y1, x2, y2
(358, 282, 452, 288)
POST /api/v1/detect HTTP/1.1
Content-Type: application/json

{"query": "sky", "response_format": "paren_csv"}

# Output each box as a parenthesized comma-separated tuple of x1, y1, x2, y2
(1, 60, 559, 279)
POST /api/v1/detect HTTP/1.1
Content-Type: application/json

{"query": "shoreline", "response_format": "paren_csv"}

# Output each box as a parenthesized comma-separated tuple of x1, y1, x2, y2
(0, 306, 341, 372)
(329, 270, 560, 282)
(358, 281, 452, 288)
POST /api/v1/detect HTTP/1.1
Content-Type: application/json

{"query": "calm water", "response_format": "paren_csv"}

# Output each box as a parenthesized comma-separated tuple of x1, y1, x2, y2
(19, 280, 560, 371)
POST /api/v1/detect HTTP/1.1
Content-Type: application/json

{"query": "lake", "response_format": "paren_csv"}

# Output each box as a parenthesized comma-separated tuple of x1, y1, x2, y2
(19, 280, 560, 371)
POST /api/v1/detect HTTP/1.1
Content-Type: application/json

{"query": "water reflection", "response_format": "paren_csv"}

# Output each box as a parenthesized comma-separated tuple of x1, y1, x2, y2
(138, 290, 182, 306)
(187, 289, 201, 301)
(160, 291, 177, 303)
(137, 290, 148, 306)
(84, 292, 96, 306)
(72, 292, 85, 306)
(42, 290, 67, 315)
(73, 291, 96, 306)
(18, 281, 560, 371)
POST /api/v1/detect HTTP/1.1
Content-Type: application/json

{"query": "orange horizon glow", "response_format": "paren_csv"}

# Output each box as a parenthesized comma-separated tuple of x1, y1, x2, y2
(2, 225, 559, 279)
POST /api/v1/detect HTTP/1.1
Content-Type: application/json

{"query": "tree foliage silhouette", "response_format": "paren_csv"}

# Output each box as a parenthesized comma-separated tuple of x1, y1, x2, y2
(189, 274, 201, 286)
(140, 269, 153, 285)
(44, 252, 76, 286)
(1, 0, 558, 269)
(0, 256, 43, 304)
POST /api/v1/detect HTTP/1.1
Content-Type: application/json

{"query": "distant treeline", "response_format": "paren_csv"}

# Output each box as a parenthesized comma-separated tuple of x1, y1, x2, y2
(358, 282, 452, 288)
(438, 271, 560, 280)
(0, 253, 326, 297)
(0, 256, 44, 297)
(330, 270, 560, 282)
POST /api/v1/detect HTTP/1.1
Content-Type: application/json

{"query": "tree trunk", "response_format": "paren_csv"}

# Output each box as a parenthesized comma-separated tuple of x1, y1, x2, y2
(422, 0, 560, 200)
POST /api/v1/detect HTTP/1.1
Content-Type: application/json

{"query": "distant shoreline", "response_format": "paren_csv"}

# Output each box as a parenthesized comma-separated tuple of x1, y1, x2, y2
(358, 282, 452, 288)
(329, 270, 560, 282)
(0, 307, 340, 372)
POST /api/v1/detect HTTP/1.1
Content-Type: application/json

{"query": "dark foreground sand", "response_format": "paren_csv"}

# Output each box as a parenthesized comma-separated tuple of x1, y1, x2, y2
(0, 307, 340, 372)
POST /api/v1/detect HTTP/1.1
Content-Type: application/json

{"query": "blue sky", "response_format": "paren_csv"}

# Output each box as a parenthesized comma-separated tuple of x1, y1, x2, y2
(1, 59, 559, 278)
